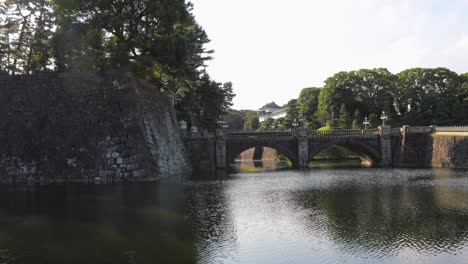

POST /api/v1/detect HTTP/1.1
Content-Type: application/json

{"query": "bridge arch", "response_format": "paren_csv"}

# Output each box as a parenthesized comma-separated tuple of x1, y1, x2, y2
(225, 139, 299, 168)
(308, 139, 381, 166)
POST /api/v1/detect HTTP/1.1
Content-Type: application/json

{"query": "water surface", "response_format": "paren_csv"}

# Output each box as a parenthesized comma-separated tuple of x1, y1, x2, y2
(1, 168, 468, 263)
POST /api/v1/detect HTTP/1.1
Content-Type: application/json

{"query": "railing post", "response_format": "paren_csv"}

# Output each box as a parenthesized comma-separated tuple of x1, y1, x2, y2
(215, 129, 226, 170)
(297, 128, 309, 169)
(378, 125, 392, 168)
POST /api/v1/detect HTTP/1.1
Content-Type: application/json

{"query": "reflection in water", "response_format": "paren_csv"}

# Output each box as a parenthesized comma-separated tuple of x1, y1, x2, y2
(188, 169, 468, 264)
(234, 158, 366, 174)
(185, 181, 237, 264)
(0, 183, 196, 264)
(232, 159, 291, 173)
(309, 159, 365, 169)
(0, 169, 468, 263)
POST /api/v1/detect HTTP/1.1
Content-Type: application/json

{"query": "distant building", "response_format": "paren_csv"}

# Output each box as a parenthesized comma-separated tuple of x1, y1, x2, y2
(259, 102, 282, 113)
(258, 102, 288, 123)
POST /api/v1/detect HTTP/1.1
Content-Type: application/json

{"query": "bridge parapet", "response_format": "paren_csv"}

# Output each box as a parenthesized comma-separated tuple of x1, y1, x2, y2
(224, 131, 293, 140)
(401, 126, 433, 134)
(308, 129, 378, 138)
(434, 125, 468, 134)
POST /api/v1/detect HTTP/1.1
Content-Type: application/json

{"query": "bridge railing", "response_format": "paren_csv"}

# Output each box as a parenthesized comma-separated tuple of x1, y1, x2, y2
(434, 126, 468, 133)
(224, 129, 380, 138)
(225, 130, 293, 139)
(225, 129, 292, 134)
(309, 129, 379, 137)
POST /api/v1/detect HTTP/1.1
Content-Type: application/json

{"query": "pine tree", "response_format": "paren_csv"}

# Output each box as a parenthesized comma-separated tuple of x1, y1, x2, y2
(0, 0, 54, 74)
(338, 104, 352, 129)
(284, 99, 298, 128)
(25, 0, 54, 73)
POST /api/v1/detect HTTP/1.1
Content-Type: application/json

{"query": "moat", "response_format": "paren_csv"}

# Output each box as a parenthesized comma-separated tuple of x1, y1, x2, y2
(0, 166, 467, 264)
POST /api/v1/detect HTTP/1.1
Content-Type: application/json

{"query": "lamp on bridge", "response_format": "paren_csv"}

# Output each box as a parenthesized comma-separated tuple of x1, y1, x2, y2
(292, 118, 299, 129)
(217, 120, 229, 129)
(363, 117, 370, 129)
(190, 125, 199, 134)
(381, 111, 388, 126)
(298, 115, 305, 128)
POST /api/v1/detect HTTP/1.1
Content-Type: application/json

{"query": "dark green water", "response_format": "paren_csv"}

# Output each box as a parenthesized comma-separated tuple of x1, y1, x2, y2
(1, 168, 468, 263)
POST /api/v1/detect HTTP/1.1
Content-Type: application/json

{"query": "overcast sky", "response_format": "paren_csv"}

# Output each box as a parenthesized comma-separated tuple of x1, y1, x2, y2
(191, 0, 468, 110)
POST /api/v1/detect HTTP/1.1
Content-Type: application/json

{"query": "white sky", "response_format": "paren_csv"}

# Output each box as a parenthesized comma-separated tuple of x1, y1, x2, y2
(191, 0, 468, 110)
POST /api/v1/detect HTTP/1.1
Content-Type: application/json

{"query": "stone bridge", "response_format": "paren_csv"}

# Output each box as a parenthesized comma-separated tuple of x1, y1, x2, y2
(214, 126, 393, 169)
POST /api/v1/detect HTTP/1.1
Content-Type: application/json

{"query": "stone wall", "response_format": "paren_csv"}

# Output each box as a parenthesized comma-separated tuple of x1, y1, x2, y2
(431, 135, 468, 169)
(183, 136, 216, 177)
(392, 133, 433, 168)
(0, 72, 190, 184)
(392, 132, 468, 169)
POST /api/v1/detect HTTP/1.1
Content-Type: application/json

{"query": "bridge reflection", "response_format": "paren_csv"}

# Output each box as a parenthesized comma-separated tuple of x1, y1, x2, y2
(232, 144, 370, 172)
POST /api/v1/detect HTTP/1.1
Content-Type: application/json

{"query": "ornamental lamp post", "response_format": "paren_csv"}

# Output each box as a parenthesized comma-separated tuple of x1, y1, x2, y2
(217, 120, 229, 130)
(363, 117, 370, 129)
(190, 125, 199, 134)
(179, 120, 188, 130)
(292, 118, 299, 129)
(298, 115, 305, 128)
(381, 111, 388, 126)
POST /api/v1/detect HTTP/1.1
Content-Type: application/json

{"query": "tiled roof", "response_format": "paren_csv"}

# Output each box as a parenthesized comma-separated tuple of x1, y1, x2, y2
(259, 102, 281, 111)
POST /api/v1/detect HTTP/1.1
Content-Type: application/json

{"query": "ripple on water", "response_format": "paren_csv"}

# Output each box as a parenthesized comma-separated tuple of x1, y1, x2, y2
(187, 168, 468, 264)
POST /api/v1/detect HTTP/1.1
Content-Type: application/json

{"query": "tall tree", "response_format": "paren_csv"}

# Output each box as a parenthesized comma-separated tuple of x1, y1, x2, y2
(259, 118, 274, 131)
(318, 68, 397, 126)
(51, 0, 230, 130)
(178, 74, 234, 131)
(224, 110, 244, 130)
(297, 87, 321, 127)
(397, 68, 462, 125)
(337, 104, 352, 129)
(25, 0, 54, 73)
(284, 99, 298, 128)
(0, 0, 54, 74)
(244, 115, 260, 130)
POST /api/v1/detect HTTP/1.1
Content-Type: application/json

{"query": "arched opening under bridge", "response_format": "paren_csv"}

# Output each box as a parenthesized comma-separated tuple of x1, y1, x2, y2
(308, 140, 381, 169)
(227, 143, 297, 173)
(233, 147, 293, 172)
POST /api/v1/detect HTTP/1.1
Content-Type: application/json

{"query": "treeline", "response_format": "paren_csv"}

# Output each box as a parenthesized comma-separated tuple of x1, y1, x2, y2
(0, 0, 234, 130)
(233, 67, 468, 130)
(313, 68, 468, 128)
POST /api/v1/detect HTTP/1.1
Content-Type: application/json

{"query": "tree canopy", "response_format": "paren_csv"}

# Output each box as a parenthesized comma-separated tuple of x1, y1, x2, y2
(312, 67, 467, 127)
